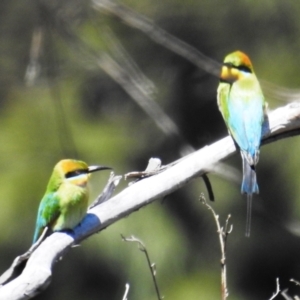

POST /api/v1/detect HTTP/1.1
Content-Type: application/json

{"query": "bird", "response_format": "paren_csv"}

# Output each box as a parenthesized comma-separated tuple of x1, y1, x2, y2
(217, 50, 267, 237)
(32, 159, 110, 243)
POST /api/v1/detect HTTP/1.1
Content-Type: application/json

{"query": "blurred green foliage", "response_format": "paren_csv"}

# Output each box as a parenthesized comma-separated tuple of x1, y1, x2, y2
(1, 0, 300, 299)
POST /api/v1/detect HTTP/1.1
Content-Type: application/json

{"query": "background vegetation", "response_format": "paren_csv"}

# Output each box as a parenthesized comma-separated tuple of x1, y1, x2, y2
(1, 0, 300, 299)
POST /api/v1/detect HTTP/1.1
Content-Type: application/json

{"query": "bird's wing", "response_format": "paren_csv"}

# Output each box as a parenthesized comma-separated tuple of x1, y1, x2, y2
(217, 82, 231, 124)
(33, 192, 60, 243)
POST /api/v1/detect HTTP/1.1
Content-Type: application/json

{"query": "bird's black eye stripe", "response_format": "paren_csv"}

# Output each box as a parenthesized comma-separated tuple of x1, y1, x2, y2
(237, 65, 252, 73)
(223, 62, 252, 73)
(65, 169, 88, 178)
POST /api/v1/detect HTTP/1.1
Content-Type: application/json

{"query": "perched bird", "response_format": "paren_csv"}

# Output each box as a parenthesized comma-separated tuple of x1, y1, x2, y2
(217, 50, 266, 236)
(33, 159, 110, 243)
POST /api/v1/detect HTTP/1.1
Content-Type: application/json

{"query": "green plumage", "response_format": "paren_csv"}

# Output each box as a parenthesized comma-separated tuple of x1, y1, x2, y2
(217, 51, 266, 236)
(32, 159, 109, 243)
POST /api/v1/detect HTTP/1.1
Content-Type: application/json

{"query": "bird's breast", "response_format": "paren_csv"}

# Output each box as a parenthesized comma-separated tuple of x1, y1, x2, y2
(59, 182, 89, 206)
(53, 183, 89, 231)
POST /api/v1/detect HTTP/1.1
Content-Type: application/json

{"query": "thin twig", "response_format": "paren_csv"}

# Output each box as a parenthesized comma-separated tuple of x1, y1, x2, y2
(126, 158, 215, 201)
(281, 289, 294, 300)
(290, 278, 300, 286)
(121, 235, 163, 300)
(269, 278, 281, 300)
(200, 194, 232, 300)
(89, 173, 122, 208)
(122, 283, 130, 300)
(288, 278, 300, 299)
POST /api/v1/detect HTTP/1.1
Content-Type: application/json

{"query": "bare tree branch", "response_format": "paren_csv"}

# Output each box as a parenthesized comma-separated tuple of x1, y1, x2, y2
(0, 102, 300, 299)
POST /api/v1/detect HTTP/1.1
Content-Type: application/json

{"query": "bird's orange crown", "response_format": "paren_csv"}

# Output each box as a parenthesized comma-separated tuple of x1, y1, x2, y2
(224, 51, 253, 71)
(58, 159, 88, 175)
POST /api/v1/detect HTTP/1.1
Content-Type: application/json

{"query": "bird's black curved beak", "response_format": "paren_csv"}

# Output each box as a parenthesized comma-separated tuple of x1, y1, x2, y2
(88, 165, 112, 173)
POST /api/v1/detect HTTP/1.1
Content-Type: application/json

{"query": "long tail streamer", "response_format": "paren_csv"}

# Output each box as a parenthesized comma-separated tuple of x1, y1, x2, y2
(245, 193, 252, 237)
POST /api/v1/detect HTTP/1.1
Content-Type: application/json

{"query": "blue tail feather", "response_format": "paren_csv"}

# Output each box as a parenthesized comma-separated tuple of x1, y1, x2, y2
(241, 154, 259, 237)
(245, 194, 252, 237)
(241, 155, 259, 194)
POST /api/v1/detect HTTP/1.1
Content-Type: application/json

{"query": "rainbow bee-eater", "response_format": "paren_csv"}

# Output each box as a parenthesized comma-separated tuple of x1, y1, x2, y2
(217, 50, 266, 237)
(33, 159, 110, 244)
